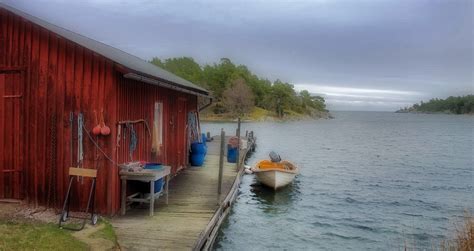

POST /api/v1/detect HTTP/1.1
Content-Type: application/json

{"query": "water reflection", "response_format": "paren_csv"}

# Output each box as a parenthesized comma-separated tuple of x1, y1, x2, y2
(250, 176, 300, 214)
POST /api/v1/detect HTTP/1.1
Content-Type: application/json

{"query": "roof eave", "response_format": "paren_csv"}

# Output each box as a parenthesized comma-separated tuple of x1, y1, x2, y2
(123, 72, 210, 97)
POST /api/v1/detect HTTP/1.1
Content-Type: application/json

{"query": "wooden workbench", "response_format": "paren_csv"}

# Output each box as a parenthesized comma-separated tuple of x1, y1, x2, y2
(120, 166, 171, 216)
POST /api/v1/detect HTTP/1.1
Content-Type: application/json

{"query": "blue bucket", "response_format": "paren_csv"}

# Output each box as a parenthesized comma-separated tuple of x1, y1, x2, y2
(144, 163, 164, 193)
(190, 153, 205, 166)
(144, 163, 163, 170)
(191, 142, 206, 154)
(227, 145, 237, 163)
(148, 178, 163, 193)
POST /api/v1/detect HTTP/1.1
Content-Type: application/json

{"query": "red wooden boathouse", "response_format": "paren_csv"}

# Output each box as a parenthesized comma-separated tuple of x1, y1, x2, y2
(0, 4, 210, 214)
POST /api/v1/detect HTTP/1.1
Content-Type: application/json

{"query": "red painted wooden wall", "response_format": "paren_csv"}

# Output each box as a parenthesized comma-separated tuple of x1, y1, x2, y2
(0, 7, 198, 215)
(116, 76, 196, 174)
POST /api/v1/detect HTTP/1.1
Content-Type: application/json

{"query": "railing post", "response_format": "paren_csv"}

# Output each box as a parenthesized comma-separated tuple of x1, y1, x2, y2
(236, 117, 241, 170)
(217, 129, 225, 204)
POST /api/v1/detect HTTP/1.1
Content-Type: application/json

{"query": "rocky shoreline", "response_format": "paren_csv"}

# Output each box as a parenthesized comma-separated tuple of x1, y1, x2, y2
(201, 110, 333, 122)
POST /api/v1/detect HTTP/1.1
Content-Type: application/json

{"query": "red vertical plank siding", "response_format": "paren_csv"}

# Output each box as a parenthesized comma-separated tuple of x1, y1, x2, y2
(3, 74, 11, 197)
(72, 44, 83, 210)
(0, 9, 5, 65)
(56, 37, 66, 207)
(0, 74, 5, 198)
(15, 19, 24, 199)
(6, 11, 12, 65)
(45, 33, 58, 204)
(30, 24, 40, 206)
(72, 45, 83, 209)
(12, 12, 19, 65)
(104, 60, 117, 213)
(37, 28, 49, 204)
(0, 8, 200, 214)
(116, 76, 197, 175)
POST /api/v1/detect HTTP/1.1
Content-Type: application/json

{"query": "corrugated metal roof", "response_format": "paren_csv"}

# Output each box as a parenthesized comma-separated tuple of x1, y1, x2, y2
(0, 3, 209, 95)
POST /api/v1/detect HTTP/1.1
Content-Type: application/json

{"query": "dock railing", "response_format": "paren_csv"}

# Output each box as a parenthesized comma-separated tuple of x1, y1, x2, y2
(193, 118, 256, 251)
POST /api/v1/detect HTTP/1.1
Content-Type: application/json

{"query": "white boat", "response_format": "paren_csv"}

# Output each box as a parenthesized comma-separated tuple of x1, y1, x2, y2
(252, 160, 298, 189)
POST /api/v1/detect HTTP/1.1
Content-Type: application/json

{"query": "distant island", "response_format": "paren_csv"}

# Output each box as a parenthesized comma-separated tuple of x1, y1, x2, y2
(396, 95, 474, 114)
(150, 57, 330, 121)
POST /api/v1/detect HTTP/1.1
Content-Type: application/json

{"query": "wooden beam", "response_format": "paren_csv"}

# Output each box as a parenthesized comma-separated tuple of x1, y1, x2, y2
(217, 129, 225, 204)
(68, 167, 97, 178)
(236, 117, 241, 170)
(0, 66, 26, 72)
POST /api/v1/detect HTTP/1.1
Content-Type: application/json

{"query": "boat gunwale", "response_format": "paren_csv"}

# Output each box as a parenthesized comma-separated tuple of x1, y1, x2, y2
(252, 167, 299, 174)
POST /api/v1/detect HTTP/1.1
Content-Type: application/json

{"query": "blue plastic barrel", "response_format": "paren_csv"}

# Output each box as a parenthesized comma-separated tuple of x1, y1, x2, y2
(191, 142, 206, 154)
(227, 145, 237, 163)
(190, 153, 205, 166)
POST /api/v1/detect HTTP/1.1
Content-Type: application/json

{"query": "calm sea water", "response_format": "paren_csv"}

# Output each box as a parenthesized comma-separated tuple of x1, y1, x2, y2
(202, 111, 473, 250)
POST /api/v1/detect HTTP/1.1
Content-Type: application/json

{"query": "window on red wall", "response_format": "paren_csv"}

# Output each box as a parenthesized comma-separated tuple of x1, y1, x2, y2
(151, 102, 163, 156)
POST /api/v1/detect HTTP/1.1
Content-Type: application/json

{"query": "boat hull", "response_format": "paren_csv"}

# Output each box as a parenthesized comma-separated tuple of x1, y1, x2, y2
(254, 170, 297, 190)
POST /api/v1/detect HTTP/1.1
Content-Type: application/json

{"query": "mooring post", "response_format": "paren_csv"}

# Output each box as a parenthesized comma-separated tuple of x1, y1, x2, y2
(217, 129, 225, 204)
(236, 117, 241, 170)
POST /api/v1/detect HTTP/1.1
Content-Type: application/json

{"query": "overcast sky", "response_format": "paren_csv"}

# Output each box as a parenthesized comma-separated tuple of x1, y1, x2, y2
(3, 0, 473, 111)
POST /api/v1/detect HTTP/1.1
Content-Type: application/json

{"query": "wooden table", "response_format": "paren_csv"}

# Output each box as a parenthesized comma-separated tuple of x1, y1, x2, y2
(120, 166, 171, 216)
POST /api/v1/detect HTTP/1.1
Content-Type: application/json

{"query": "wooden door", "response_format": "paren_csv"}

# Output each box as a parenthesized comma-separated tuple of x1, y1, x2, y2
(0, 70, 24, 199)
(175, 98, 187, 172)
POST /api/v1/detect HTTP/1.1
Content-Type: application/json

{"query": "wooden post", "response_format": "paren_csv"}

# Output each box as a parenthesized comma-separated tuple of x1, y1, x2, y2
(217, 129, 225, 204)
(150, 180, 155, 216)
(236, 117, 241, 170)
(121, 178, 126, 215)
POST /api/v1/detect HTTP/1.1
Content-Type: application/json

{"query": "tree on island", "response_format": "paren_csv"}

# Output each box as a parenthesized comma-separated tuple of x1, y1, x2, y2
(150, 57, 328, 119)
(222, 78, 254, 117)
(397, 95, 474, 114)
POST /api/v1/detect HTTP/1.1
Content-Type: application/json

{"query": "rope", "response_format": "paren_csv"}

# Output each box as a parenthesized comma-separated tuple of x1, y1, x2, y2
(187, 111, 200, 143)
(126, 123, 138, 161)
(82, 124, 117, 166)
(47, 114, 57, 208)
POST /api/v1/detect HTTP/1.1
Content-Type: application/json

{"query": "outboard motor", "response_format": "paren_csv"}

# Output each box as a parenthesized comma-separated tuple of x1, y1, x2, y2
(269, 151, 281, 163)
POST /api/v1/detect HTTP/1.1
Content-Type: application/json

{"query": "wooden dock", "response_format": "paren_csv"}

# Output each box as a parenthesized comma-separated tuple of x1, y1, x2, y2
(112, 132, 255, 250)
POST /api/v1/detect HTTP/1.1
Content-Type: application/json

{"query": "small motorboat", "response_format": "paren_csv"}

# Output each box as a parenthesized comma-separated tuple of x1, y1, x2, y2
(252, 152, 298, 189)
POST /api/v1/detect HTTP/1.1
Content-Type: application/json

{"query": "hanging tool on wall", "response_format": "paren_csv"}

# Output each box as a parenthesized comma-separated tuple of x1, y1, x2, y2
(77, 113, 84, 183)
(70, 112, 74, 168)
(77, 113, 84, 163)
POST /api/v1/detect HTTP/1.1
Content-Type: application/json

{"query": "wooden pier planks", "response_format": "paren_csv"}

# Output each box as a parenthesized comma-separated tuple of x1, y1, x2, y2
(112, 135, 251, 250)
